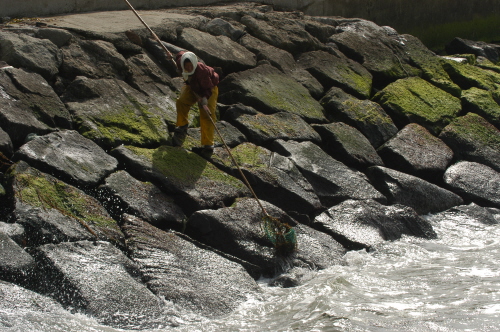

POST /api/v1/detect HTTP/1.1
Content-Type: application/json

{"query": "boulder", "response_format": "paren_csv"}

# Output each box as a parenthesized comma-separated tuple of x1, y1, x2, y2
(97, 170, 186, 230)
(366, 166, 464, 215)
(126, 53, 177, 97)
(185, 120, 247, 149)
(203, 17, 246, 41)
(461, 87, 500, 129)
(223, 105, 321, 145)
(121, 214, 261, 317)
(240, 13, 322, 55)
(6, 161, 124, 247)
(0, 30, 62, 79)
(178, 27, 256, 74)
(62, 76, 175, 149)
(297, 50, 373, 99)
(219, 64, 327, 123)
(0, 221, 25, 245)
(320, 87, 398, 148)
(30, 240, 167, 329)
(60, 39, 130, 80)
(373, 77, 462, 135)
(377, 123, 454, 180)
(36, 27, 73, 47)
(0, 280, 85, 331)
(327, 19, 420, 88)
(13, 130, 118, 188)
(0, 231, 35, 285)
(438, 113, 500, 172)
(0, 69, 68, 148)
(303, 17, 338, 44)
(210, 142, 323, 218)
(271, 139, 386, 206)
(0, 127, 13, 157)
(442, 58, 500, 93)
(445, 37, 500, 64)
(429, 203, 500, 225)
(186, 198, 345, 277)
(444, 161, 500, 208)
(313, 122, 384, 169)
(0, 68, 71, 129)
(313, 199, 437, 250)
(475, 56, 500, 74)
(110, 145, 250, 215)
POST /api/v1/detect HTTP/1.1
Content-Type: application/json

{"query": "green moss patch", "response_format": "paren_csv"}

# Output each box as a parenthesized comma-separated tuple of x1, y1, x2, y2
(373, 76, 462, 134)
(442, 59, 500, 93)
(462, 88, 500, 128)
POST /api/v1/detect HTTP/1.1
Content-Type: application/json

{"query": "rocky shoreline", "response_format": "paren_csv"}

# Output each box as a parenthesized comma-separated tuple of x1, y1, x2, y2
(1, 2, 500, 329)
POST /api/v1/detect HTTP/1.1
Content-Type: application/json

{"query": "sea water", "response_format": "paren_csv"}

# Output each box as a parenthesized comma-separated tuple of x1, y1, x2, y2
(4, 213, 500, 332)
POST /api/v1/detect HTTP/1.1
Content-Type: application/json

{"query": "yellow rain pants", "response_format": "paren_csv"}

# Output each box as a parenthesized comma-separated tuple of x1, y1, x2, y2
(175, 85, 219, 146)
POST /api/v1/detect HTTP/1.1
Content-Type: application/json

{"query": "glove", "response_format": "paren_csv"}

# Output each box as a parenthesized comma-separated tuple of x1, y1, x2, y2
(200, 97, 208, 106)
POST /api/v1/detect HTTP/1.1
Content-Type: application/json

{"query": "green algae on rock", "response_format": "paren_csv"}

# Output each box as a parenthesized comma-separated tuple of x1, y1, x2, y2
(7, 161, 124, 245)
(442, 58, 500, 93)
(63, 77, 175, 149)
(218, 64, 326, 123)
(439, 112, 500, 172)
(461, 87, 500, 129)
(373, 76, 461, 135)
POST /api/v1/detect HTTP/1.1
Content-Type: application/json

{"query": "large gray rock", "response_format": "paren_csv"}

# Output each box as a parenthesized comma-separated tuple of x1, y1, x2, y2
(219, 64, 327, 123)
(373, 76, 462, 135)
(7, 161, 124, 247)
(203, 17, 246, 41)
(210, 142, 323, 219)
(320, 87, 398, 148)
(110, 145, 250, 215)
(444, 161, 500, 208)
(126, 53, 177, 97)
(461, 87, 500, 129)
(377, 123, 454, 180)
(240, 13, 323, 55)
(60, 39, 130, 80)
(328, 19, 420, 88)
(271, 139, 386, 206)
(439, 113, 500, 172)
(297, 50, 373, 99)
(428, 203, 500, 225)
(0, 231, 35, 285)
(0, 30, 62, 79)
(30, 240, 167, 329)
(446, 37, 500, 64)
(366, 166, 464, 215)
(121, 214, 261, 317)
(238, 34, 324, 98)
(13, 130, 118, 188)
(62, 76, 175, 149)
(36, 27, 73, 47)
(0, 126, 13, 157)
(0, 221, 25, 245)
(187, 198, 345, 277)
(97, 170, 186, 230)
(313, 122, 384, 169)
(0, 68, 69, 148)
(223, 104, 321, 145)
(178, 27, 256, 74)
(313, 199, 437, 250)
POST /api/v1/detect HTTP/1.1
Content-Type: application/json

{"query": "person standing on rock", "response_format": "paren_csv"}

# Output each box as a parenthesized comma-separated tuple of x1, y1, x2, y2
(173, 51, 219, 154)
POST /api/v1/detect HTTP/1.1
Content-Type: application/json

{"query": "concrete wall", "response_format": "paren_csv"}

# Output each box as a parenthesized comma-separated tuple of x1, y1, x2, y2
(2, 0, 499, 49)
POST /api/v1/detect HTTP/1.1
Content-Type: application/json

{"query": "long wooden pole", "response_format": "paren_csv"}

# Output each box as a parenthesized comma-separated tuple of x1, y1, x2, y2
(122, 0, 177, 67)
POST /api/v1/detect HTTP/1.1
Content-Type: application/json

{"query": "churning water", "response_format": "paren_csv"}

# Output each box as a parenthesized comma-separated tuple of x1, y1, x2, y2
(4, 213, 500, 332)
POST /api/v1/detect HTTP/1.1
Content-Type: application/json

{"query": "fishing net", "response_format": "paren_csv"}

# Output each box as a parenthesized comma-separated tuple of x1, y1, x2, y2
(262, 215, 297, 256)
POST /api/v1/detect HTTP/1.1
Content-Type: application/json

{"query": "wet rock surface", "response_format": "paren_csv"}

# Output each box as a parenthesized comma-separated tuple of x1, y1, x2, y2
(0, 3, 499, 329)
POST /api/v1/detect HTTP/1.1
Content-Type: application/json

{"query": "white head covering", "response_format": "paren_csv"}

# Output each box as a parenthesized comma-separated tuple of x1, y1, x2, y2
(181, 52, 198, 81)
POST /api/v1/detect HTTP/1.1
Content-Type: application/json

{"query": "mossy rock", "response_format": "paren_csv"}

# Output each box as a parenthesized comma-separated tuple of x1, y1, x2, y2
(296, 50, 373, 99)
(439, 112, 500, 172)
(210, 142, 322, 217)
(218, 64, 327, 123)
(461, 87, 500, 129)
(476, 56, 500, 74)
(373, 76, 461, 135)
(7, 161, 123, 246)
(321, 87, 398, 148)
(63, 77, 175, 149)
(442, 58, 500, 94)
(111, 145, 250, 214)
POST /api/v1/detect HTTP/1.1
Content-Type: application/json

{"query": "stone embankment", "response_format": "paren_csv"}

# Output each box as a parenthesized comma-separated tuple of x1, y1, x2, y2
(0, 2, 499, 329)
